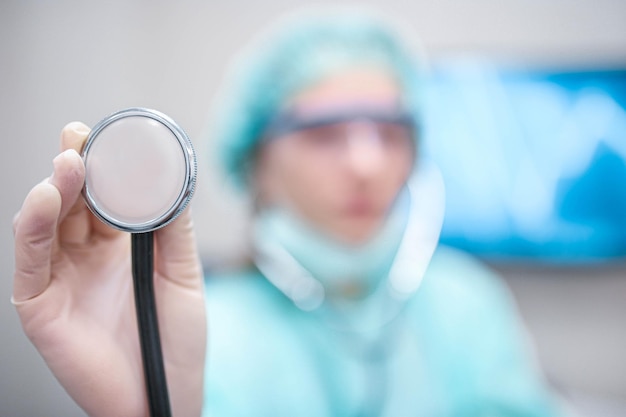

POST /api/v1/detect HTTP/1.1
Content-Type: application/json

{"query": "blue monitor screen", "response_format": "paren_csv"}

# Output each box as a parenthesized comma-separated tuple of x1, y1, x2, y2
(421, 62, 626, 262)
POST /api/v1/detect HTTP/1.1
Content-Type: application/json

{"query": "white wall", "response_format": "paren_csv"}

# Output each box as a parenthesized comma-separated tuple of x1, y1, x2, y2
(1, 1, 625, 415)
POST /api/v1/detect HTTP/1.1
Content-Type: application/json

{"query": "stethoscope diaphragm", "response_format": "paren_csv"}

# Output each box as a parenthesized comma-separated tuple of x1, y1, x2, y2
(82, 107, 196, 233)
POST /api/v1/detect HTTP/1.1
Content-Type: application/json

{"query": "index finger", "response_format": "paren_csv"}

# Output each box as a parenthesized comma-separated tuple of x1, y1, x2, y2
(56, 122, 120, 243)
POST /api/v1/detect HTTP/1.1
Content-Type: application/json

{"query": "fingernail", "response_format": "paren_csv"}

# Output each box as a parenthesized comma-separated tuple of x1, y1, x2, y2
(68, 122, 91, 135)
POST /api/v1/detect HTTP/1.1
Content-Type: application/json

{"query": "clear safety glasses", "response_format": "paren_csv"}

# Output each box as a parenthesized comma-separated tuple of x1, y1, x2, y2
(263, 107, 417, 153)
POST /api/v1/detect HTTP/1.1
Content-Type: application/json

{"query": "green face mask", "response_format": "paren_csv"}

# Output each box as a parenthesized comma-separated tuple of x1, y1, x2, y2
(252, 162, 446, 319)
(253, 186, 410, 303)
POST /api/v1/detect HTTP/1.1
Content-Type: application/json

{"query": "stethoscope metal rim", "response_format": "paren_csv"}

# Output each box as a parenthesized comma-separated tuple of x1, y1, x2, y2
(82, 107, 197, 233)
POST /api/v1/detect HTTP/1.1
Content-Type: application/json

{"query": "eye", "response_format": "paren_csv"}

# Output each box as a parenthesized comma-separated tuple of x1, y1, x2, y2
(377, 123, 413, 147)
(297, 124, 346, 147)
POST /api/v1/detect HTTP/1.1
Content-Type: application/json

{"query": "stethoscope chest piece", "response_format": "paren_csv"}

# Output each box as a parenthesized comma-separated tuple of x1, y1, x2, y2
(82, 107, 196, 233)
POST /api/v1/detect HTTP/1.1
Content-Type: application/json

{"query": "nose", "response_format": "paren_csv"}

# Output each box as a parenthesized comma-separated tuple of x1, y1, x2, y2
(344, 122, 386, 178)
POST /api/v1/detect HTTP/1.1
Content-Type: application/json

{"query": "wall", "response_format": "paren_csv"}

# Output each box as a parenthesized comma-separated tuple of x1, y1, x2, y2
(1, 1, 625, 415)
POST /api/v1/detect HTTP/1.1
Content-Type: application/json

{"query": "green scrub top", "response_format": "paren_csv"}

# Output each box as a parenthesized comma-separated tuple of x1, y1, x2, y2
(202, 245, 562, 417)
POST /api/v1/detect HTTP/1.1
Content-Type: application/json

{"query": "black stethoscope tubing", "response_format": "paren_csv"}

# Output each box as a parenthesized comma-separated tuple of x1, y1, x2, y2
(132, 231, 172, 417)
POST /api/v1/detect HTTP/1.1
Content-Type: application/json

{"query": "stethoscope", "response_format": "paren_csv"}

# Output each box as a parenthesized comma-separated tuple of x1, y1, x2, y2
(82, 108, 197, 417)
(253, 161, 445, 416)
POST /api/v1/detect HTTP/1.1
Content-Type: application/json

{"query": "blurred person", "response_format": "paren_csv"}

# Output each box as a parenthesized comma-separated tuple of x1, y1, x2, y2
(11, 8, 564, 417)
(202, 10, 564, 416)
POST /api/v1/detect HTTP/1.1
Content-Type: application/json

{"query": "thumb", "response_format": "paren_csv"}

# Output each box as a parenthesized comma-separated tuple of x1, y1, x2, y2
(12, 182, 62, 303)
(13, 148, 86, 303)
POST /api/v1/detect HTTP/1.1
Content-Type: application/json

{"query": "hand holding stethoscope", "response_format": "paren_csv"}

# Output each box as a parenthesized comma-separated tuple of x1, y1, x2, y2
(12, 111, 206, 417)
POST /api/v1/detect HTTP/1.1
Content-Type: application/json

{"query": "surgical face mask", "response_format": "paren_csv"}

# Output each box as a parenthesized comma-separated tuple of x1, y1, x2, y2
(253, 187, 410, 306)
(252, 161, 445, 315)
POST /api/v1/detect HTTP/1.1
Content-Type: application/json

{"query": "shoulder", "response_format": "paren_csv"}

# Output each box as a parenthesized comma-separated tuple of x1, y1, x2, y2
(204, 268, 281, 310)
(203, 268, 297, 346)
(408, 245, 525, 349)
(417, 245, 514, 310)
(203, 266, 314, 353)
(410, 252, 561, 416)
(202, 269, 325, 415)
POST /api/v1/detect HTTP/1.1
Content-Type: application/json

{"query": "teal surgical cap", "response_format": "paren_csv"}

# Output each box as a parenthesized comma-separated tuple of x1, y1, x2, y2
(211, 9, 425, 188)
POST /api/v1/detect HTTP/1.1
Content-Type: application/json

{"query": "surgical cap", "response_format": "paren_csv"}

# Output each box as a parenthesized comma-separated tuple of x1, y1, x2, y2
(211, 9, 425, 188)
